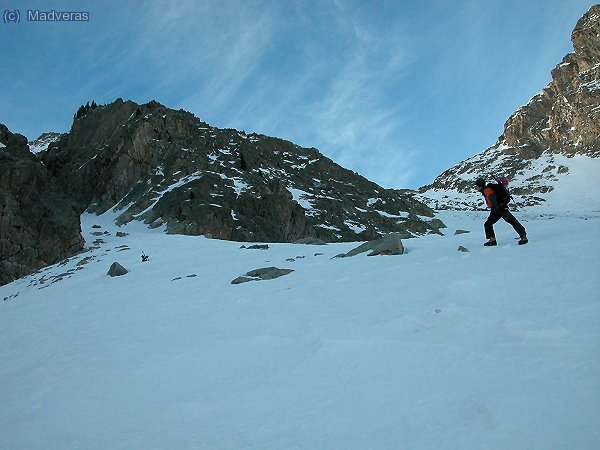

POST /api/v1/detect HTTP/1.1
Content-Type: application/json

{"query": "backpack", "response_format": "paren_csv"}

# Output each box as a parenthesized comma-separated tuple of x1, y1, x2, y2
(488, 175, 512, 205)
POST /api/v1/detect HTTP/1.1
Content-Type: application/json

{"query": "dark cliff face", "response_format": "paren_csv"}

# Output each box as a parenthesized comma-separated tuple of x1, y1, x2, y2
(43, 99, 442, 243)
(421, 5, 599, 207)
(0, 124, 84, 286)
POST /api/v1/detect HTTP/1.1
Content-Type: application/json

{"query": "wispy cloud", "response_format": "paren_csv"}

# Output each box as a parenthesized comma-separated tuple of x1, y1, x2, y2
(69, 1, 277, 110)
(16, 0, 417, 187)
(161, 2, 277, 112)
(282, 1, 417, 187)
(162, 0, 419, 187)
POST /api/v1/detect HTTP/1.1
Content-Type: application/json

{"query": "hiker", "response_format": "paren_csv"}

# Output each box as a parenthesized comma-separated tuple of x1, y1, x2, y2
(475, 178, 528, 246)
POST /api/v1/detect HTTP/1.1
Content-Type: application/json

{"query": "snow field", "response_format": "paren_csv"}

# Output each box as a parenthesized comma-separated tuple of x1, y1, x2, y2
(0, 210, 598, 449)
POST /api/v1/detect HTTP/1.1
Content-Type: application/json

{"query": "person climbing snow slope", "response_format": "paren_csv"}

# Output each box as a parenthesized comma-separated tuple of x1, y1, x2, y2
(475, 178, 528, 246)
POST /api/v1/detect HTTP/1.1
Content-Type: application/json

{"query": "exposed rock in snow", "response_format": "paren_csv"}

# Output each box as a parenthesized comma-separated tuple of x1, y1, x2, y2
(107, 262, 129, 277)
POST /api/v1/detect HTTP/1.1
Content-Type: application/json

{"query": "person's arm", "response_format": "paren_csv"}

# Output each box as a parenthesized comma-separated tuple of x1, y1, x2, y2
(488, 192, 500, 212)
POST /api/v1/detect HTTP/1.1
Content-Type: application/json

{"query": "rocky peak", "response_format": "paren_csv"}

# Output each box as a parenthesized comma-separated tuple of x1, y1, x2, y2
(572, 5, 600, 69)
(28, 132, 63, 154)
(43, 99, 443, 242)
(501, 5, 599, 160)
(420, 5, 599, 209)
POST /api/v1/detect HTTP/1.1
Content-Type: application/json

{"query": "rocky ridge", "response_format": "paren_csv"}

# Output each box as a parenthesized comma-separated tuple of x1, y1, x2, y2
(420, 5, 599, 210)
(43, 99, 443, 243)
(0, 124, 84, 286)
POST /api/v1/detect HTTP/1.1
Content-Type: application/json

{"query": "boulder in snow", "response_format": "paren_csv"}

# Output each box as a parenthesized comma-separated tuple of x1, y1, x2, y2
(231, 267, 294, 284)
(241, 244, 269, 250)
(341, 233, 405, 257)
(107, 262, 129, 277)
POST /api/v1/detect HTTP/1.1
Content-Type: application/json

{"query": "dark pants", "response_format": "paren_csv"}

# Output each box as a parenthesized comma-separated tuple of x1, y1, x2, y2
(484, 209, 526, 239)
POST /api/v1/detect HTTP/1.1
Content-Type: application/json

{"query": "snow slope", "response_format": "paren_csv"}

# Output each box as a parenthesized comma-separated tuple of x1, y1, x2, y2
(419, 154, 600, 213)
(534, 155, 600, 211)
(1, 209, 599, 449)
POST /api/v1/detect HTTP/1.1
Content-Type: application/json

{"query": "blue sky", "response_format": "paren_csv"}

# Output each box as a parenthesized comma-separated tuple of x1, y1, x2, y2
(0, 0, 595, 188)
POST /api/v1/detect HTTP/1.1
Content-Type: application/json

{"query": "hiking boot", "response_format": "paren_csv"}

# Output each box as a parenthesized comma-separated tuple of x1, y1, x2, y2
(518, 236, 528, 245)
(484, 239, 497, 246)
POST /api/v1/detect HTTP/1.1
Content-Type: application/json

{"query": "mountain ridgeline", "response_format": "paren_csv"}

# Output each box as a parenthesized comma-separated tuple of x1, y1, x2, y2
(420, 5, 599, 209)
(42, 99, 442, 244)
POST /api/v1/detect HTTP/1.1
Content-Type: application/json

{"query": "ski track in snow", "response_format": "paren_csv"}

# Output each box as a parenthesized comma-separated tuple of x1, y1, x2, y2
(0, 210, 599, 449)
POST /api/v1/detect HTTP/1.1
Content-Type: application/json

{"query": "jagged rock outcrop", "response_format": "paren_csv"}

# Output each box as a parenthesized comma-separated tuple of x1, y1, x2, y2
(43, 99, 443, 242)
(0, 124, 84, 286)
(421, 5, 599, 209)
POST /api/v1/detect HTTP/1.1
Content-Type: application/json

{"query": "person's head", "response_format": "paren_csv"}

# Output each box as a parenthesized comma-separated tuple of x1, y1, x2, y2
(475, 178, 486, 189)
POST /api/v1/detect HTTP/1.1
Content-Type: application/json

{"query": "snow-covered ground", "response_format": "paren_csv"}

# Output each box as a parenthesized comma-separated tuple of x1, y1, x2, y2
(1, 207, 598, 449)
